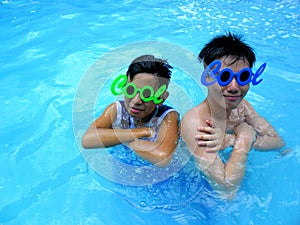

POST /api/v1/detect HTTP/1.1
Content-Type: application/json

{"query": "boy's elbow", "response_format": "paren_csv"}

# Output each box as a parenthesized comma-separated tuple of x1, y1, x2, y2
(279, 139, 286, 149)
(154, 151, 173, 167)
(81, 134, 91, 149)
(156, 158, 171, 167)
(275, 136, 286, 150)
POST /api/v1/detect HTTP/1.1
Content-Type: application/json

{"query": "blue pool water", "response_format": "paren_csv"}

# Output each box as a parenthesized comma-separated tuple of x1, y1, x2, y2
(1, 0, 300, 224)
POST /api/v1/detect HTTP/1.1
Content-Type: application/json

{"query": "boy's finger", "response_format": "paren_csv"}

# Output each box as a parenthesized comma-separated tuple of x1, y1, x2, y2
(197, 127, 213, 134)
(205, 147, 218, 153)
(205, 119, 215, 128)
(195, 134, 213, 141)
(197, 141, 207, 147)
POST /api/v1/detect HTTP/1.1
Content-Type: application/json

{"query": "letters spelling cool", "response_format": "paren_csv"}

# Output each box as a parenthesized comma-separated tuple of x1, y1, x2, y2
(201, 60, 267, 87)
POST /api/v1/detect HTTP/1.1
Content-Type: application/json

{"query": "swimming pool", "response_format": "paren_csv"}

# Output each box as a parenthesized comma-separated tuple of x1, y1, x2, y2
(1, 0, 300, 224)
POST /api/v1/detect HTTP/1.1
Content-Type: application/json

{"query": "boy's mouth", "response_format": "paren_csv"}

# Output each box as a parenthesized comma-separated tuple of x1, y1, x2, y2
(130, 107, 143, 114)
(223, 95, 242, 102)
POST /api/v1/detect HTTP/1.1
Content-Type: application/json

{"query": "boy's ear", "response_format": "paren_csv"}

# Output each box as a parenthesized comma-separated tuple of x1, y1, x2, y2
(158, 91, 169, 106)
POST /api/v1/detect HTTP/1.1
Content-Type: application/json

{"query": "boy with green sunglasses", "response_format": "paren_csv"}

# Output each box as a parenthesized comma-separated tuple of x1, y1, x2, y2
(82, 55, 179, 167)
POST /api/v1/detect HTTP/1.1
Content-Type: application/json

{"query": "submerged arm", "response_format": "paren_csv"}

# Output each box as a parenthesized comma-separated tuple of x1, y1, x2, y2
(128, 111, 179, 166)
(244, 100, 285, 151)
(181, 113, 255, 193)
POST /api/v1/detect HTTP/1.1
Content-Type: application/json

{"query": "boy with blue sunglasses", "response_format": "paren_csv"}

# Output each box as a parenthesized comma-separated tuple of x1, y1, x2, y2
(82, 55, 179, 167)
(181, 33, 285, 197)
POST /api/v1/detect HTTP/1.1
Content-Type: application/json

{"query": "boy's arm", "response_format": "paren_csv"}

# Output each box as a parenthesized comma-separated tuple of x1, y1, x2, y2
(243, 100, 285, 151)
(180, 110, 255, 193)
(81, 103, 151, 149)
(195, 120, 236, 152)
(127, 111, 179, 167)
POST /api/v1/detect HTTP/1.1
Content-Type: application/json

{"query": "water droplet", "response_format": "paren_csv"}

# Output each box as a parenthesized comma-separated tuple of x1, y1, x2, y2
(139, 201, 147, 208)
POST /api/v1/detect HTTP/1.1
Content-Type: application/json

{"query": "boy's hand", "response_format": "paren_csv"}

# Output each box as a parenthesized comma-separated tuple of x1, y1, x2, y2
(234, 122, 257, 144)
(195, 120, 225, 153)
(147, 128, 156, 139)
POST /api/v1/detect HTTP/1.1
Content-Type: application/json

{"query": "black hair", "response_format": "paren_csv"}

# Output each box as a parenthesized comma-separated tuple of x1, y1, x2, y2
(198, 32, 256, 68)
(126, 55, 173, 85)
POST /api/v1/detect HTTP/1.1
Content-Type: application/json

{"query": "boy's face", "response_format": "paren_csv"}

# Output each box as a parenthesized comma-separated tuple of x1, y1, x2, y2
(207, 55, 250, 110)
(124, 73, 166, 120)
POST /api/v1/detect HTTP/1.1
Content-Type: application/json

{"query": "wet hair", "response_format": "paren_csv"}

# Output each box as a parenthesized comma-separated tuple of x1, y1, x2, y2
(126, 55, 173, 85)
(198, 32, 256, 68)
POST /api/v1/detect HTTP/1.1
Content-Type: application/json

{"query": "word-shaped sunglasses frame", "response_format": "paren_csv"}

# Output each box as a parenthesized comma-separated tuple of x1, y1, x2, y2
(111, 74, 167, 104)
(201, 60, 267, 86)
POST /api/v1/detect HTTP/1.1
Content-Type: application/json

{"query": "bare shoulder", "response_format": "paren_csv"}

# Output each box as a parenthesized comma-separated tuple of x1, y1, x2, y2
(232, 100, 258, 120)
(166, 109, 180, 118)
(180, 104, 207, 139)
(239, 99, 261, 118)
(94, 102, 117, 128)
(162, 110, 180, 124)
(240, 99, 255, 111)
(181, 105, 206, 126)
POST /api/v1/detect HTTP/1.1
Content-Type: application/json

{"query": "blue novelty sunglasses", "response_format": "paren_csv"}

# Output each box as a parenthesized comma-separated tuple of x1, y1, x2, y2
(201, 60, 266, 87)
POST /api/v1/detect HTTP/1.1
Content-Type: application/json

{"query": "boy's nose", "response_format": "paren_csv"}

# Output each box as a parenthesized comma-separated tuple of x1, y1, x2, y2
(131, 93, 143, 104)
(227, 78, 240, 91)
